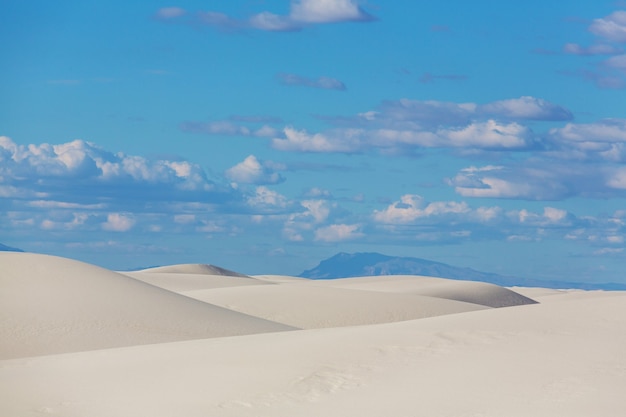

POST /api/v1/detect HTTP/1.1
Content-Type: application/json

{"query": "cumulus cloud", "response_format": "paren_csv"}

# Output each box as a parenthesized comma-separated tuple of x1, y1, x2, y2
(369, 96, 572, 124)
(179, 121, 278, 137)
(547, 119, 626, 162)
(605, 54, 626, 71)
(291, 0, 373, 23)
(0, 136, 216, 195)
(271, 127, 358, 153)
(165, 0, 376, 33)
(277, 73, 346, 90)
(563, 43, 623, 55)
(246, 186, 290, 211)
(225, 155, 285, 185)
(102, 213, 135, 232)
(562, 10, 626, 89)
(373, 194, 471, 224)
(179, 96, 568, 156)
(270, 120, 536, 154)
(447, 156, 626, 200)
(550, 119, 626, 143)
(440, 120, 533, 149)
(589, 10, 626, 43)
(0, 135, 252, 233)
(154, 7, 186, 20)
(321, 96, 570, 136)
(477, 96, 573, 121)
(367, 194, 626, 246)
(448, 165, 575, 200)
(314, 223, 363, 241)
(282, 198, 338, 241)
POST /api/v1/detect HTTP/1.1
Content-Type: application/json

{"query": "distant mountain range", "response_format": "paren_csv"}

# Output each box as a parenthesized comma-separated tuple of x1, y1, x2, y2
(0, 243, 24, 252)
(300, 252, 626, 291)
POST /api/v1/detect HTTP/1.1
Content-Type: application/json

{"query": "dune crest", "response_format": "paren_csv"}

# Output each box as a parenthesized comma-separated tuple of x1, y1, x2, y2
(136, 263, 249, 276)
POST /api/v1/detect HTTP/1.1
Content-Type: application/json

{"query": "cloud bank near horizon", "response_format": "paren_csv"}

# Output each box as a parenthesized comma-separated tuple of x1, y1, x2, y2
(2, 134, 624, 260)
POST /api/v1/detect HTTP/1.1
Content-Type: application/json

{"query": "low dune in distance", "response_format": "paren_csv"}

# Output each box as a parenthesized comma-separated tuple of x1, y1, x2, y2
(1, 252, 625, 417)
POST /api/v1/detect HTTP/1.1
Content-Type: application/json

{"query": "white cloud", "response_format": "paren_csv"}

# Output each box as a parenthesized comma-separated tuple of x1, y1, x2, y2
(548, 119, 626, 162)
(27, 200, 105, 209)
(0, 136, 223, 204)
(439, 120, 533, 149)
(155, 7, 186, 19)
(606, 167, 626, 189)
(371, 97, 570, 128)
(225, 155, 285, 185)
(174, 214, 196, 224)
(102, 213, 135, 232)
(179, 0, 375, 33)
(373, 194, 473, 224)
(605, 54, 626, 71)
(477, 96, 573, 121)
(513, 207, 570, 226)
(366, 195, 626, 247)
(272, 127, 356, 152)
(448, 165, 574, 200)
(303, 187, 333, 198)
(562, 10, 626, 90)
(282, 199, 336, 241)
(270, 120, 535, 154)
(249, 12, 299, 31)
(589, 10, 626, 43)
(301, 200, 331, 223)
(290, 0, 373, 23)
(246, 186, 290, 210)
(179, 121, 277, 137)
(314, 223, 363, 241)
(277, 73, 346, 90)
(550, 119, 626, 143)
(452, 176, 537, 199)
(563, 43, 622, 55)
(594, 247, 624, 255)
(448, 158, 626, 200)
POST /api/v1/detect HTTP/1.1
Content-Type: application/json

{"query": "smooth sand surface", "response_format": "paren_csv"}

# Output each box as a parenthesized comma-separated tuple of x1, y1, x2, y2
(122, 270, 271, 292)
(182, 284, 490, 329)
(0, 253, 294, 359)
(2, 252, 625, 416)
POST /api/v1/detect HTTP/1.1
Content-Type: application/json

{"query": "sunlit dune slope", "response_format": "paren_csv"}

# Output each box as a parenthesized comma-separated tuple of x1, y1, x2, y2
(0, 253, 295, 359)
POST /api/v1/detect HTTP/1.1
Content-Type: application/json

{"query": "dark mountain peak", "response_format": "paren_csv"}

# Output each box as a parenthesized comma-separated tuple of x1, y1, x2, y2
(0, 243, 24, 252)
(299, 251, 626, 290)
(300, 252, 455, 280)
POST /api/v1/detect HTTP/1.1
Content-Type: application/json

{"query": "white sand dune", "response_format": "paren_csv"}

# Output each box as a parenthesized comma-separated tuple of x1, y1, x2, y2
(136, 263, 250, 276)
(182, 284, 490, 329)
(0, 253, 294, 359)
(2, 252, 625, 417)
(308, 274, 537, 307)
(122, 270, 270, 292)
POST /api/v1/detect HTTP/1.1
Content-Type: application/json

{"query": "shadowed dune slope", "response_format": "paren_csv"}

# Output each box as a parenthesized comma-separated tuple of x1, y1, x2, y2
(182, 284, 490, 329)
(308, 275, 537, 308)
(122, 270, 271, 292)
(0, 253, 295, 359)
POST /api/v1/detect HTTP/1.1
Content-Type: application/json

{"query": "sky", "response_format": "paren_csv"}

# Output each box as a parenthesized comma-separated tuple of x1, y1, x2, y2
(2, 0, 626, 283)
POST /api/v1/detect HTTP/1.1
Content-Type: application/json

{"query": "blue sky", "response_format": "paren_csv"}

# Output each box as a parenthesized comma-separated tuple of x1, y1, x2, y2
(3, 1, 626, 282)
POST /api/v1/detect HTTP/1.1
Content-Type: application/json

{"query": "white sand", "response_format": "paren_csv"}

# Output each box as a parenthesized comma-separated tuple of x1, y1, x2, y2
(2, 252, 625, 416)
(0, 253, 294, 359)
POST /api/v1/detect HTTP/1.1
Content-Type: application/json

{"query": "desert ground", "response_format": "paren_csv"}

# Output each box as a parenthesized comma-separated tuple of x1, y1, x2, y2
(2, 251, 625, 416)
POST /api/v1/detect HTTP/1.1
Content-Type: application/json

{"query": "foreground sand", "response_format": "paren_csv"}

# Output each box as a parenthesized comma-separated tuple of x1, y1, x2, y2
(1, 252, 625, 416)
